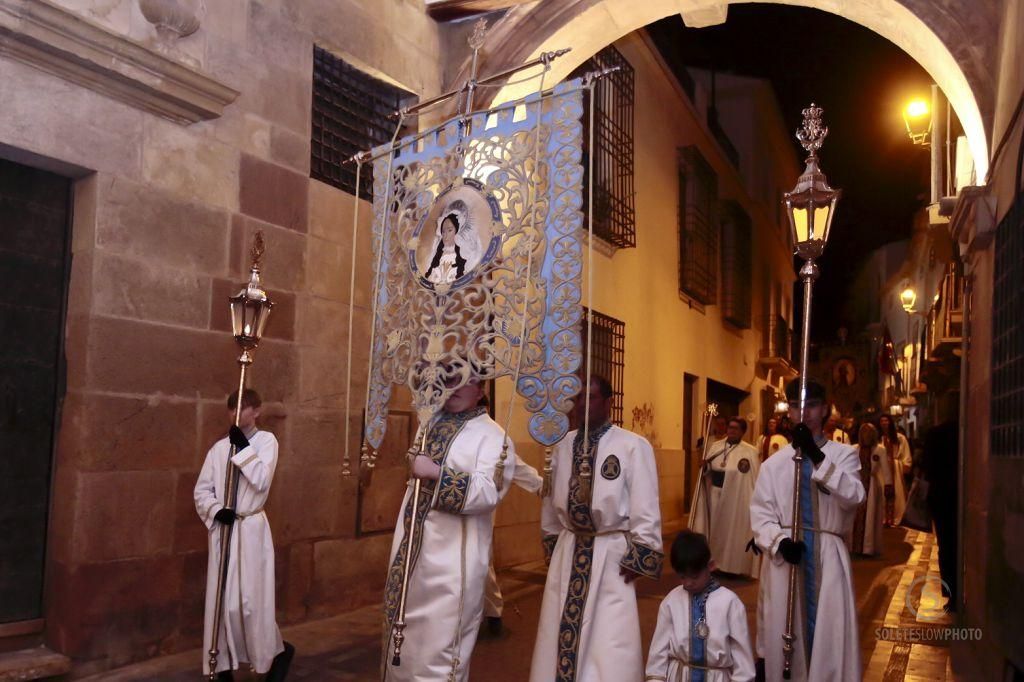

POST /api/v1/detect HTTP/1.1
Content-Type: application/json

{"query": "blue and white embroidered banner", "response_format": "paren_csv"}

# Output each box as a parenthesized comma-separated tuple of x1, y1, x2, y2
(365, 80, 586, 448)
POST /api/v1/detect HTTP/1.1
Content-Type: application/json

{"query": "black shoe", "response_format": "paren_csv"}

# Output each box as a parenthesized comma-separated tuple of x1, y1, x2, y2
(478, 616, 503, 638)
(266, 641, 295, 682)
(216, 672, 234, 682)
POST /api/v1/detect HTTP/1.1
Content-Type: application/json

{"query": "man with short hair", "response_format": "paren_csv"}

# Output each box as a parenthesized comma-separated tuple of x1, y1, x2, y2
(750, 379, 864, 682)
(381, 378, 516, 681)
(529, 375, 663, 682)
(689, 416, 761, 577)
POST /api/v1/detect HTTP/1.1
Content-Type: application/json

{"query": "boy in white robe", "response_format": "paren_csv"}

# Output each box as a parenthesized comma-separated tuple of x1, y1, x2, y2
(194, 389, 293, 681)
(530, 375, 663, 682)
(688, 418, 760, 577)
(646, 531, 755, 681)
(750, 379, 865, 682)
(381, 378, 515, 681)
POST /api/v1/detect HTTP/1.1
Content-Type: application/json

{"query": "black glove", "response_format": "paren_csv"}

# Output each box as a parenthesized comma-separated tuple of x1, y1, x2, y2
(778, 537, 806, 565)
(745, 537, 763, 556)
(214, 507, 236, 525)
(229, 425, 250, 450)
(792, 423, 825, 465)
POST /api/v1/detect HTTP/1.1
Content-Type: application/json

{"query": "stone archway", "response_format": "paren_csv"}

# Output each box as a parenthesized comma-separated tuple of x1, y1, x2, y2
(469, 0, 992, 179)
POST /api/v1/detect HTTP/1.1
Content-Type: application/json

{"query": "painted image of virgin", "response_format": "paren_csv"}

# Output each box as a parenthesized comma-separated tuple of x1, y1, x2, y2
(424, 199, 482, 285)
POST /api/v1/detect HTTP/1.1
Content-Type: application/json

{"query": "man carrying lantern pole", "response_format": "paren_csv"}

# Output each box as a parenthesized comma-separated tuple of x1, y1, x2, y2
(749, 105, 864, 682)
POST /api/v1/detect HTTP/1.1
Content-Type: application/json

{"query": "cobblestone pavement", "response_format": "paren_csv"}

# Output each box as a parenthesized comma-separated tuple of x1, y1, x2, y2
(86, 527, 961, 681)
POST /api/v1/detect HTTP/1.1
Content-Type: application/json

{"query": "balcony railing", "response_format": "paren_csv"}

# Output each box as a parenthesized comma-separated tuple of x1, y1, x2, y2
(758, 314, 795, 376)
(927, 262, 964, 359)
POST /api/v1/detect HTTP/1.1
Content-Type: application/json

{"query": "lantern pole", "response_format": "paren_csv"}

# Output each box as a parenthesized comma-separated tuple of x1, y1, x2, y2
(208, 233, 274, 679)
(780, 104, 839, 680)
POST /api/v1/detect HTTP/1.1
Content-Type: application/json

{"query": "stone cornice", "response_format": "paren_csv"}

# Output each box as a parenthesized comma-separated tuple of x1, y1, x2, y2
(0, 0, 238, 124)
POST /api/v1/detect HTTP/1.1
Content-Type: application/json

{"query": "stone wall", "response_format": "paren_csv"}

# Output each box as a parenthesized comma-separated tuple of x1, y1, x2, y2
(955, 0, 1024, 678)
(0, 0, 443, 672)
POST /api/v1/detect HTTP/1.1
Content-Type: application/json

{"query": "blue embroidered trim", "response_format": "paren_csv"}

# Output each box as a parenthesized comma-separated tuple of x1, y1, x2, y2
(689, 578, 722, 682)
(556, 535, 594, 682)
(620, 537, 664, 579)
(552, 423, 613, 680)
(800, 456, 818, 657)
(436, 466, 470, 513)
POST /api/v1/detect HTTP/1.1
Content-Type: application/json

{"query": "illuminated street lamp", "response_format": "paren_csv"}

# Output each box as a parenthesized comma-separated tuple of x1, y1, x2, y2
(784, 104, 841, 262)
(899, 284, 917, 396)
(780, 103, 841, 680)
(902, 98, 931, 146)
(900, 286, 918, 313)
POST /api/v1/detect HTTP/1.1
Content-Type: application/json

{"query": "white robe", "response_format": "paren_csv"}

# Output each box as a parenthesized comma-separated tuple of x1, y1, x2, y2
(194, 430, 284, 675)
(382, 411, 515, 682)
(645, 584, 756, 682)
(688, 439, 761, 577)
(850, 445, 890, 556)
(749, 441, 865, 682)
(829, 429, 850, 445)
(530, 425, 663, 682)
(884, 434, 912, 522)
(756, 434, 788, 461)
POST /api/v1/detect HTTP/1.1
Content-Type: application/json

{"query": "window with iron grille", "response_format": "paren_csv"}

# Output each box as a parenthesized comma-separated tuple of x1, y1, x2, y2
(311, 46, 415, 200)
(720, 200, 752, 328)
(580, 308, 626, 425)
(678, 146, 719, 304)
(570, 46, 636, 249)
(992, 189, 1024, 458)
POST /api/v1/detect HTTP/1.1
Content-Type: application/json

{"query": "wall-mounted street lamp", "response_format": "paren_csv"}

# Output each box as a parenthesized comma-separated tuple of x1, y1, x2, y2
(903, 97, 931, 146)
(900, 286, 918, 313)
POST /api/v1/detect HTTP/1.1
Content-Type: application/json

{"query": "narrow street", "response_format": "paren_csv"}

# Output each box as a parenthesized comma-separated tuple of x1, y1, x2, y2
(85, 527, 955, 681)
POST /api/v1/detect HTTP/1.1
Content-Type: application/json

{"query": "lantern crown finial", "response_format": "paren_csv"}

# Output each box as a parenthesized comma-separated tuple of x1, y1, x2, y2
(796, 103, 828, 156)
(250, 230, 266, 271)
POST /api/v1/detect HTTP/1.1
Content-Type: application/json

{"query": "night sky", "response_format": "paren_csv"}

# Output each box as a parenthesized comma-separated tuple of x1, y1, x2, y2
(649, 6, 940, 341)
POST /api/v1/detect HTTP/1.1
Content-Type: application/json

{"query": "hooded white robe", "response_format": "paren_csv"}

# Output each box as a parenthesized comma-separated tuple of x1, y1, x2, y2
(749, 440, 865, 682)
(530, 424, 664, 682)
(645, 584, 756, 682)
(194, 430, 284, 675)
(688, 439, 761, 577)
(883, 433, 912, 522)
(850, 445, 891, 556)
(381, 409, 515, 682)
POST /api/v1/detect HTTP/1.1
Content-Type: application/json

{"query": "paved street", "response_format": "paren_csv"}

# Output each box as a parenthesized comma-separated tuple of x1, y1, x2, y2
(86, 527, 957, 681)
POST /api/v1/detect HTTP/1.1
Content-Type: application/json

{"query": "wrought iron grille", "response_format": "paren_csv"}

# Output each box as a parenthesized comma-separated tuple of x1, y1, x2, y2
(761, 314, 794, 365)
(580, 308, 626, 425)
(992, 188, 1024, 458)
(311, 46, 414, 200)
(678, 146, 719, 304)
(720, 200, 752, 328)
(571, 46, 636, 248)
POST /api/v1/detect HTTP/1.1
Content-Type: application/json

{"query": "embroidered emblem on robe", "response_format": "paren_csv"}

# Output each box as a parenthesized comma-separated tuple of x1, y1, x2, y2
(737, 458, 751, 473)
(600, 454, 621, 480)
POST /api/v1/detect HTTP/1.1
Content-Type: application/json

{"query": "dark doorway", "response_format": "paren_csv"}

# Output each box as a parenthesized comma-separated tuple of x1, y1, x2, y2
(705, 378, 749, 422)
(0, 157, 71, 625)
